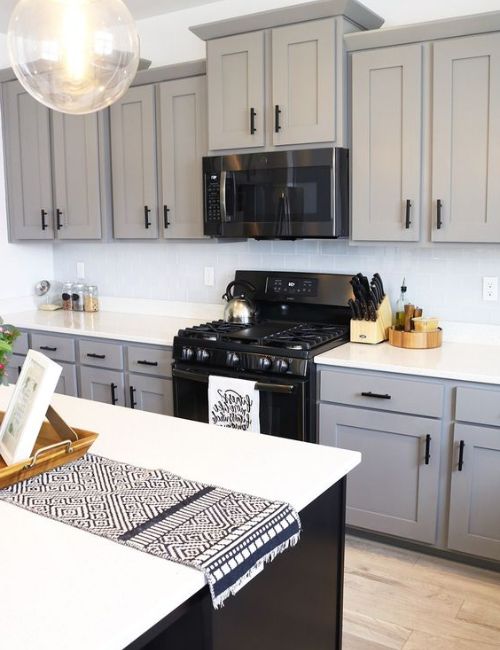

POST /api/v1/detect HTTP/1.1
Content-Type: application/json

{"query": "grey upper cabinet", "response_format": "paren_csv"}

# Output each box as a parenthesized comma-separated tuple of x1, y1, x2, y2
(207, 31, 265, 150)
(448, 424, 500, 561)
(159, 76, 207, 239)
(320, 403, 441, 544)
(351, 45, 423, 242)
(432, 32, 500, 242)
(51, 112, 103, 240)
(127, 374, 173, 416)
(110, 84, 158, 239)
(272, 18, 336, 146)
(2, 80, 53, 240)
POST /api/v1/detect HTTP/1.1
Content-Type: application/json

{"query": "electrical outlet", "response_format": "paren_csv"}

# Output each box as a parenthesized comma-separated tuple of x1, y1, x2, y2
(483, 277, 498, 302)
(76, 262, 85, 279)
(204, 266, 215, 287)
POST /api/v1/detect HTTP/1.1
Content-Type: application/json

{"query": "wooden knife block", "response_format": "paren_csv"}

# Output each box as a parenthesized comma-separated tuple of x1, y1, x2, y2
(350, 296, 393, 345)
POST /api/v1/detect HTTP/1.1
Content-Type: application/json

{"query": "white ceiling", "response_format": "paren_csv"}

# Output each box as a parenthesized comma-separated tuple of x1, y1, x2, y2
(0, 0, 222, 32)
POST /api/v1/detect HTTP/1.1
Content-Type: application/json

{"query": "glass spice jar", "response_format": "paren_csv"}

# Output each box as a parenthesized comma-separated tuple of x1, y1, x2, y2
(62, 281, 73, 311)
(84, 285, 99, 312)
(72, 282, 85, 312)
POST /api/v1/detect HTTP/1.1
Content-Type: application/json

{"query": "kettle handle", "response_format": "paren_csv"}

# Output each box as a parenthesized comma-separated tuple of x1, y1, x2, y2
(222, 280, 256, 301)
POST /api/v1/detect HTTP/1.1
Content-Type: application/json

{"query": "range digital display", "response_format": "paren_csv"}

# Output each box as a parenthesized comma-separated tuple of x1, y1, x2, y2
(267, 277, 318, 297)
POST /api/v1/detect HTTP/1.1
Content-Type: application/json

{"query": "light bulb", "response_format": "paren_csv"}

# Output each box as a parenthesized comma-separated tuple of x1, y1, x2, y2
(7, 0, 140, 115)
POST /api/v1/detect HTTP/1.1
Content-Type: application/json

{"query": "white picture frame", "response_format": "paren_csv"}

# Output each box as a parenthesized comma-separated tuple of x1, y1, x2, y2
(0, 351, 62, 466)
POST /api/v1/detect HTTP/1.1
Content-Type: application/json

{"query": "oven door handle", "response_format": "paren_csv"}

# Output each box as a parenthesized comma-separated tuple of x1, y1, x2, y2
(172, 368, 296, 394)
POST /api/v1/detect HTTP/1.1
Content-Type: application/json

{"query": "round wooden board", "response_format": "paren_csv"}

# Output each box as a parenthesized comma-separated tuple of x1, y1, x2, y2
(388, 327, 443, 349)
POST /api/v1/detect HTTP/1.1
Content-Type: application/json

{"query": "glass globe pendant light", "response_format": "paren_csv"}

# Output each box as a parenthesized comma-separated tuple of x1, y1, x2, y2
(7, 0, 140, 115)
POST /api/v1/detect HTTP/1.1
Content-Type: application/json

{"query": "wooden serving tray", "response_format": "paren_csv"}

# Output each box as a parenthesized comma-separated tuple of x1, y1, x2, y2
(0, 406, 99, 489)
(389, 327, 443, 349)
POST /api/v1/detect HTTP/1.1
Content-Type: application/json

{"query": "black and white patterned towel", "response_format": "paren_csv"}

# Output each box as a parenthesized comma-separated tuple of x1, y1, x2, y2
(0, 454, 301, 607)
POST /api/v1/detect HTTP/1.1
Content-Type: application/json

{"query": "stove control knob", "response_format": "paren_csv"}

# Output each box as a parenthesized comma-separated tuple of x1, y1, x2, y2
(258, 356, 272, 371)
(275, 359, 289, 374)
(196, 348, 210, 363)
(181, 346, 194, 361)
(226, 352, 240, 368)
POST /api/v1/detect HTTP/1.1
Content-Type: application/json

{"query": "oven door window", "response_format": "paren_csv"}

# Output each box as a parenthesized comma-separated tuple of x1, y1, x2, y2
(173, 367, 307, 442)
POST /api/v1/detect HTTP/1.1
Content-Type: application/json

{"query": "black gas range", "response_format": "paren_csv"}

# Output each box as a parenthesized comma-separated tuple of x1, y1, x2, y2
(172, 271, 353, 443)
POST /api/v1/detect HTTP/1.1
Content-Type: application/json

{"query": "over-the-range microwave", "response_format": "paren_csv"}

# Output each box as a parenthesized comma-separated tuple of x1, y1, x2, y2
(203, 147, 349, 240)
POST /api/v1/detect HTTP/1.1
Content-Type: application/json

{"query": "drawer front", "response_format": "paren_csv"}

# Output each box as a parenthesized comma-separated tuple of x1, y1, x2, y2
(12, 331, 29, 355)
(31, 332, 75, 363)
(320, 369, 444, 418)
(79, 339, 124, 370)
(456, 386, 500, 427)
(127, 345, 172, 377)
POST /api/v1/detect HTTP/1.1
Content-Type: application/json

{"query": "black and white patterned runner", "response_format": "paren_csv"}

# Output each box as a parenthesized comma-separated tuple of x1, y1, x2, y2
(0, 454, 301, 607)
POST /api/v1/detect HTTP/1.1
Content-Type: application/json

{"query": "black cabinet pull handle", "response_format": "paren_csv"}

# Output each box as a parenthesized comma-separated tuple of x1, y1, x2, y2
(361, 391, 392, 400)
(405, 199, 412, 229)
(458, 440, 465, 471)
(424, 434, 431, 465)
(129, 386, 137, 409)
(250, 107, 257, 135)
(274, 105, 282, 133)
(87, 353, 106, 360)
(144, 205, 152, 229)
(40, 346, 57, 352)
(137, 360, 159, 367)
(437, 199, 443, 230)
(164, 205, 170, 229)
(56, 209, 63, 230)
(111, 382, 118, 405)
(41, 209, 48, 231)
(17, 366, 22, 376)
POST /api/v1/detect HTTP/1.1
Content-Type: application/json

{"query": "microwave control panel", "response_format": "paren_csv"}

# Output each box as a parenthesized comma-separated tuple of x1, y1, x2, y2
(205, 174, 221, 224)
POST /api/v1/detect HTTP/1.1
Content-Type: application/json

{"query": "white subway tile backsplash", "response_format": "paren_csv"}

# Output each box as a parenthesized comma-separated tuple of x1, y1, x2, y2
(52, 239, 500, 325)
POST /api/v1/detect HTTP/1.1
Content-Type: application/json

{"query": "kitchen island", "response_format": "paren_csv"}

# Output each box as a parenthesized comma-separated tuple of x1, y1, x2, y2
(0, 386, 360, 650)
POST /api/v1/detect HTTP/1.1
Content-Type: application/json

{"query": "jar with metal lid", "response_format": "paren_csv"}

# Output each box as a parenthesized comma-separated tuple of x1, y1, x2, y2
(62, 281, 73, 311)
(72, 283, 85, 312)
(84, 285, 99, 313)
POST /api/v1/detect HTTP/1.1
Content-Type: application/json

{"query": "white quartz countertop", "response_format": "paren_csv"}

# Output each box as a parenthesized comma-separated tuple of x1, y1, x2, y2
(315, 341, 500, 385)
(0, 387, 360, 650)
(4, 309, 202, 346)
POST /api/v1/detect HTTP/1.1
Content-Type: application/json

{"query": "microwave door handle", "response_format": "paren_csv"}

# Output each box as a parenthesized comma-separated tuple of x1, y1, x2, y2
(220, 171, 227, 223)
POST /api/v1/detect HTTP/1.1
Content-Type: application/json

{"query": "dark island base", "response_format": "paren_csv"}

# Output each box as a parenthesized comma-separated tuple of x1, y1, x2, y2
(127, 478, 346, 650)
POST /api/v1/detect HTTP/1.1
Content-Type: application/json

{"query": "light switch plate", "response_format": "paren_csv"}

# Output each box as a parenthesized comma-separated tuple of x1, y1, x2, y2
(483, 276, 498, 301)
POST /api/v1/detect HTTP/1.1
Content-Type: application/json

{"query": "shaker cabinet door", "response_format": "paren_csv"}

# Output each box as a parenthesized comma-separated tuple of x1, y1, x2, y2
(2, 80, 53, 240)
(320, 404, 441, 544)
(448, 424, 500, 561)
(52, 112, 103, 240)
(207, 31, 265, 150)
(80, 366, 125, 406)
(127, 374, 173, 416)
(351, 45, 423, 241)
(110, 85, 158, 239)
(272, 18, 336, 146)
(159, 76, 207, 239)
(55, 363, 78, 398)
(432, 32, 500, 242)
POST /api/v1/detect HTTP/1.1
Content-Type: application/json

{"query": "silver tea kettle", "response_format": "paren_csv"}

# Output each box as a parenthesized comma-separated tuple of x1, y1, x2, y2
(222, 280, 256, 324)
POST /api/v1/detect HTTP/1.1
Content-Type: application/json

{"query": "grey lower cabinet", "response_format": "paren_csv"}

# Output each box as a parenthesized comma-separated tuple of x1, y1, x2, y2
(56, 363, 78, 397)
(158, 76, 207, 239)
(110, 84, 158, 239)
(351, 44, 423, 242)
(432, 32, 500, 242)
(320, 403, 440, 543)
(6, 353, 24, 385)
(2, 80, 53, 240)
(127, 374, 173, 416)
(79, 366, 126, 407)
(207, 31, 265, 150)
(448, 424, 500, 561)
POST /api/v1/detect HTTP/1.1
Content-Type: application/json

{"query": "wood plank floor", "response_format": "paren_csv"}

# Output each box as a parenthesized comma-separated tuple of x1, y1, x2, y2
(343, 535, 500, 649)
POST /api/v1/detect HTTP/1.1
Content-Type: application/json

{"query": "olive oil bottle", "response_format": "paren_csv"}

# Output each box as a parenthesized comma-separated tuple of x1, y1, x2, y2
(395, 279, 408, 330)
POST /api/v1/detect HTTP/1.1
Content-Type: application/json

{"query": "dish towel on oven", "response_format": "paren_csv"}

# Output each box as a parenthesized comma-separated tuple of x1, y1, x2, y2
(208, 376, 260, 433)
(0, 453, 301, 608)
